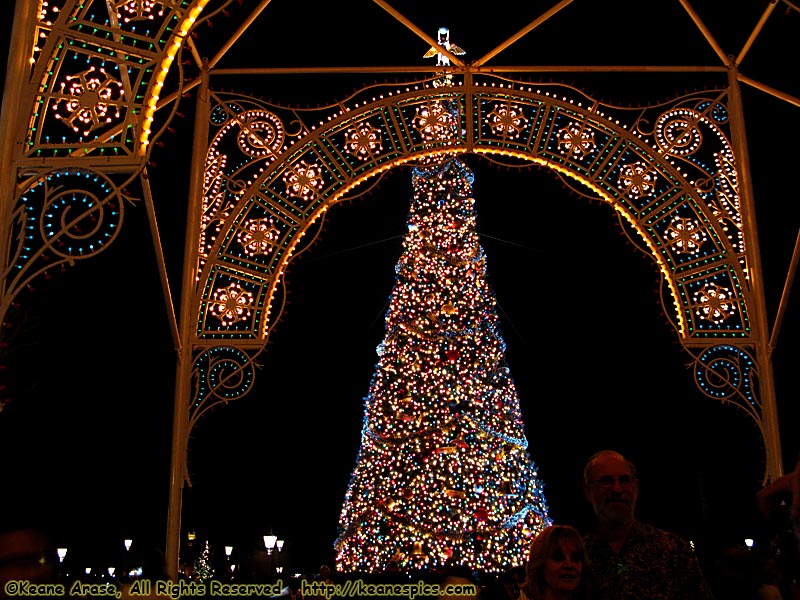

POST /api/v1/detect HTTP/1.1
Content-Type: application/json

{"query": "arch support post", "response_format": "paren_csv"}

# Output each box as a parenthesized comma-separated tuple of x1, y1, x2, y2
(165, 61, 211, 580)
(0, 1, 34, 324)
(727, 64, 784, 482)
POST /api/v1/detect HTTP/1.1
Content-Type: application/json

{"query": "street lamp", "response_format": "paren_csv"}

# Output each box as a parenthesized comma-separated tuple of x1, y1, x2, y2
(263, 534, 284, 579)
(745, 538, 754, 549)
(124, 539, 132, 577)
(224, 545, 234, 580)
(56, 547, 69, 582)
(263, 535, 277, 555)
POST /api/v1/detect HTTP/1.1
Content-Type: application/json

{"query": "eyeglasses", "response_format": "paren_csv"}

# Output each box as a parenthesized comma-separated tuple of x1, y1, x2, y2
(588, 475, 637, 489)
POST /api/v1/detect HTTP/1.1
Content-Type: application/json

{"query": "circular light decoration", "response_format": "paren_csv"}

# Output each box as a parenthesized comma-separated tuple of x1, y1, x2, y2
(194, 346, 255, 406)
(655, 108, 703, 156)
(211, 283, 255, 326)
(53, 66, 124, 137)
(413, 101, 457, 143)
(664, 216, 707, 254)
(236, 217, 280, 257)
(693, 344, 755, 405)
(617, 161, 657, 199)
(344, 122, 383, 161)
(557, 122, 597, 158)
(34, 169, 123, 259)
(283, 160, 324, 202)
(112, 0, 166, 22)
(693, 282, 736, 323)
(486, 104, 528, 139)
(236, 110, 285, 159)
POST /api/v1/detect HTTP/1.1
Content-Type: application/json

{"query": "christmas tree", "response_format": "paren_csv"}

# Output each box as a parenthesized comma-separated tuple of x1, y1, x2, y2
(334, 30, 551, 574)
(193, 540, 215, 583)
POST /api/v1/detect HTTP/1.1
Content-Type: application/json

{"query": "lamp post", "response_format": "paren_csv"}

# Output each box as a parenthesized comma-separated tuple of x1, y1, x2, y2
(123, 539, 132, 578)
(262, 534, 284, 580)
(57, 547, 68, 582)
(224, 546, 234, 580)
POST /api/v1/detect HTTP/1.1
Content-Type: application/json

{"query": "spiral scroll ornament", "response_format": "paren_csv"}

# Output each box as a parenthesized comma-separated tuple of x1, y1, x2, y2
(6, 169, 124, 297)
(693, 345, 759, 421)
(235, 110, 286, 159)
(654, 109, 703, 156)
(191, 346, 256, 415)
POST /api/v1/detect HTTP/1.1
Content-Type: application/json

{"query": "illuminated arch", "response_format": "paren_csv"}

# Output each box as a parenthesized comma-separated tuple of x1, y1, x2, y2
(0, 2, 769, 462)
(0, 0, 788, 579)
(195, 80, 759, 424)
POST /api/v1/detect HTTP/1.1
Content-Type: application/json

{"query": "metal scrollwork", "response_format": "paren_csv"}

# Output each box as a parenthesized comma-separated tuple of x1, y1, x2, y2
(693, 344, 760, 422)
(191, 345, 256, 418)
(5, 168, 125, 298)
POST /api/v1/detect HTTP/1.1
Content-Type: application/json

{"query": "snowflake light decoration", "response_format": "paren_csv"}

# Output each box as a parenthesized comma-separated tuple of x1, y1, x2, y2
(53, 67, 124, 136)
(237, 218, 280, 257)
(344, 122, 383, 160)
(694, 282, 736, 323)
(665, 216, 707, 254)
(617, 161, 656, 199)
(283, 160, 324, 202)
(487, 104, 528, 139)
(211, 283, 254, 326)
(413, 102, 456, 143)
(112, 0, 169, 22)
(557, 122, 596, 158)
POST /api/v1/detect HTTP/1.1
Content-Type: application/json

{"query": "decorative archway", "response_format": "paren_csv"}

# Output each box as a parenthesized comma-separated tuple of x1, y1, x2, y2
(192, 78, 771, 456)
(0, 0, 794, 579)
(165, 70, 779, 574)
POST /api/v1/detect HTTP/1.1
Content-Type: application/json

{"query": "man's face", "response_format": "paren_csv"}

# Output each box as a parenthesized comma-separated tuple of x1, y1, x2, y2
(583, 453, 638, 527)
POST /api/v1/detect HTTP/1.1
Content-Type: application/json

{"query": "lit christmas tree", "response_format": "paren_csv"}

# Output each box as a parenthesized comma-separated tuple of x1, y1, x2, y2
(334, 28, 551, 575)
(193, 540, 215, 583)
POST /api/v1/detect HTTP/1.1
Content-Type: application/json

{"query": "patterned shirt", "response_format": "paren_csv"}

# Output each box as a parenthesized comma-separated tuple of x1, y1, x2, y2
(584, 521, 715, 600)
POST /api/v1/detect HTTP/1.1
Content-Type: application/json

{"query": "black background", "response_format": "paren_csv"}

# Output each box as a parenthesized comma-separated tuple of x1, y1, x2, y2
(0, 0, 799, 577)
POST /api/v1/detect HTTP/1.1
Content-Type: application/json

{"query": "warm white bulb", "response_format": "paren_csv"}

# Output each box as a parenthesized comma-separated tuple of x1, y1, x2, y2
(264, 534, 277, 551)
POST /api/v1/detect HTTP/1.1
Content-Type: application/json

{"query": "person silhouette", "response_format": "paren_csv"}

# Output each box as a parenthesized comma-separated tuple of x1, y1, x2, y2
(581, 450, 713, 600)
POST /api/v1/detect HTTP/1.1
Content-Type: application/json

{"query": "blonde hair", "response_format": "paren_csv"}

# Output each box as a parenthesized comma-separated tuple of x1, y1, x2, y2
(520, 525, 591, 600)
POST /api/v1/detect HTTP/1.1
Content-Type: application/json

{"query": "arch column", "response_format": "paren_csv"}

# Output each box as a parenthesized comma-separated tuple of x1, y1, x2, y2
(725, 63, 783, 482)
(165, 61, 212, 581)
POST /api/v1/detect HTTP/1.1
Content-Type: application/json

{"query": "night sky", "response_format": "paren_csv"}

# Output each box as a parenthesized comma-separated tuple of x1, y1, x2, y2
(1, 0, 799, 577)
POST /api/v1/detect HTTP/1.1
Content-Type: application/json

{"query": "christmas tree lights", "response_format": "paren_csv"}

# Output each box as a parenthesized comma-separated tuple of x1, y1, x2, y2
(335, 44, 551, 572)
